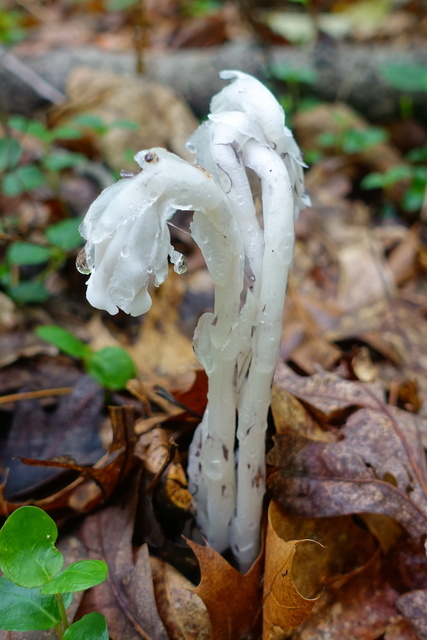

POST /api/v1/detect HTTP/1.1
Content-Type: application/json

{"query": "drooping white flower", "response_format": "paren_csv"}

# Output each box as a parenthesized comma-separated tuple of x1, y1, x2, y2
(209, 69, 311, 218)
(79, 148, 231, 316)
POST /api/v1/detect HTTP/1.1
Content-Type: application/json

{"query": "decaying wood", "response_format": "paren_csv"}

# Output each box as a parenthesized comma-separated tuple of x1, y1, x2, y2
(1, 40, 427, 123)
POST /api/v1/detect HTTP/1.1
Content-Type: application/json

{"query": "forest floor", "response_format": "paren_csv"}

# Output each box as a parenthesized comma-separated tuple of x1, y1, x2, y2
(1, 1, 427, 639)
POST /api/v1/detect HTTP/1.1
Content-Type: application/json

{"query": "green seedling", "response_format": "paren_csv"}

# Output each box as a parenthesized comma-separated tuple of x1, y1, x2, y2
(35, 324, 137, 390)
(362, 162, 427, 215)
(269, 63, 319, 117)
(0, 115, 88, 197)
(318, 126, 388, 155)
(0, 112, 139, 303)
(0, 113, 138, 197)
(0, 506, 108, 639)
(381, 63, 427, 119)
(362, 142, 427, 216)
(0, 217, 84, 304)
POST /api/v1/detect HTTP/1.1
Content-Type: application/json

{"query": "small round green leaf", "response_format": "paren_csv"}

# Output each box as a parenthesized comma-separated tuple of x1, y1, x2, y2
(0, 138, 23, 171)
(0, 577, 60, 631)
(3, 165, 46, 195)
(0, 507, 63, 587)
(360, 172, 384, 190)
(44, 151, 86, 171)
(8, 281, 49, 304)
(46, 218, 84, 251)
(64, 612, 109, 640)
(41, 560, 108, 594)
(382, 63, 427, 92)
(7, 242, 52, 266)
(35, 325, 92, 359)
(86, 346, 137, 389)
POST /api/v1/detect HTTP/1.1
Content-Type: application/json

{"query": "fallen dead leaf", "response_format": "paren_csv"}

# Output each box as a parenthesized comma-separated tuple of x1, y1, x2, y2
(186, 538, 263, 640)
(150, 555, 210, 640)
(286, 557, 405, 640)
(263, 501, 321, 639)
(50, 67, 199, 171)
(268, 501, 379, 592)
(268, 365, 427, 542)
(77, 477, 170, 640)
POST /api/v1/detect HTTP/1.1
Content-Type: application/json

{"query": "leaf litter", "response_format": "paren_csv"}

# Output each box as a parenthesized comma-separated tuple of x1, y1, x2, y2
(2, 4, 427, 637)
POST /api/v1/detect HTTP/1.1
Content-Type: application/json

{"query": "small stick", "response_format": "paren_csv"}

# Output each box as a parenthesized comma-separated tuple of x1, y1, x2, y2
(0, 387, 73, 405)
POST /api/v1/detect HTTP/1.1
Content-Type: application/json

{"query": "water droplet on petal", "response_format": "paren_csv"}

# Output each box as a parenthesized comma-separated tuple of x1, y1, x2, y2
(173, 254, 188, 275)
(76, 246, 92, 275)
(120, 169, 136, 178)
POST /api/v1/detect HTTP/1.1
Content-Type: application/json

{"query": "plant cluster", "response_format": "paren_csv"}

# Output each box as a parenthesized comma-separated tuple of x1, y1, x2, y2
(36, 324, 137, 390)
(76, 70, 310, 571)
(0, 506, 109, 639)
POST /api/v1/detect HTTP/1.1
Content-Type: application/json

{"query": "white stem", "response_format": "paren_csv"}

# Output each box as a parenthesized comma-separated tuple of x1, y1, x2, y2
(198, 126, 264, 396)
(230, 140, 295, 571)
(188, 204, 244, 552)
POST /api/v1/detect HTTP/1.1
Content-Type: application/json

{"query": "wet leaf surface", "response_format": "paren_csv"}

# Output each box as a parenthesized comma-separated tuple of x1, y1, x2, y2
(268, 365, 427, 541)
(186, 539, 263, 640)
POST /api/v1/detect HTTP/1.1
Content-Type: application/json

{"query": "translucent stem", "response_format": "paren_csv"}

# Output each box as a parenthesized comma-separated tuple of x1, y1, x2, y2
(231, 141, 294, 571)
(188, 203, 244, 552)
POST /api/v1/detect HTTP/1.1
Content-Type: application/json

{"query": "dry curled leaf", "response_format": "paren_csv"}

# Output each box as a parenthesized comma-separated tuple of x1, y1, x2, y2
(268, 365, 427, 542)
(186, 538, 263, 640)
(150, 555, 210, 640)
(286, 557, 404, 640)
(76, 474, 170, 640)
(263, 501, 321, 639)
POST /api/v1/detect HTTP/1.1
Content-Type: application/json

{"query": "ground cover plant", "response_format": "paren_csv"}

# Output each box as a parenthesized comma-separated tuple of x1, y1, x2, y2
(0, 506, 108, 639)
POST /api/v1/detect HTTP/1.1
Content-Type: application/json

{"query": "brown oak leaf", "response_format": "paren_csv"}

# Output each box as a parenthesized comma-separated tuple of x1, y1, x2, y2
(186, 538, 263, 640)
(268, 364, 427, 542)
(263, 501, 321, 639)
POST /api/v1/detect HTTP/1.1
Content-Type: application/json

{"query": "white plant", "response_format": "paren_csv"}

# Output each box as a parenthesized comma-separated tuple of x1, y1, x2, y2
(77, 71, 310, 572)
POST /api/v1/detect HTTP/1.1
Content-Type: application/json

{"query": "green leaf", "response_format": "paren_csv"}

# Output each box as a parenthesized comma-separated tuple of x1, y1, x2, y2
(112, 118, 139, 131)
(271, 64, 317, 85)
(63, 592, 74, 608)
(0, 138, 22, 171)
(107, 0, 138, 9)
(342, 127, 388, 154)
(8, 281, 50, 304)
(64, 613, 109, 640)
(46, 218, 84, 250)
(35, 325, 92, 359)
(2, 164, 46, 195)
(402, 182, 425, 213)
(86, 346, 137, 389)
(382, 63, 427, 92)
(41, 560, 108, 594)
(317, 132, 337, 148)
(406, 146, 427, 163)
(0, 507, 63, 588)
(381, 165, 413, 187)
(25, 119, 50, 143)
(70, 114, 108, 135)
(0, 577, 60, 631)
(44, 151, 86, 171)
(51, 125, 84, 140)
(360, 172, 384, 190)
(7, 242, 52, 265)
(8, 115, 30, 133)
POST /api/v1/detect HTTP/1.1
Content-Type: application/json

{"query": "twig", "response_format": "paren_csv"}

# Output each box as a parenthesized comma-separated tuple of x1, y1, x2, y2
(0, 387, 73, 405)
(0, 46, 65, 105)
